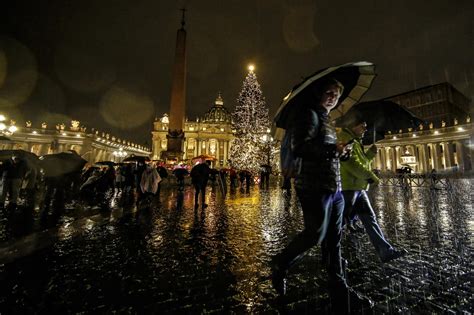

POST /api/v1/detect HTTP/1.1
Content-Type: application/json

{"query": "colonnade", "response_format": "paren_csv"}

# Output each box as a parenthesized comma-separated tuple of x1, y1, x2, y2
(374, 139, 471, 173)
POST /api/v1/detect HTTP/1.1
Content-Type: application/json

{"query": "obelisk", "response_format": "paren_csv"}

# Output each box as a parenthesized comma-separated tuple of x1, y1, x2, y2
(162, 9, 187, 162)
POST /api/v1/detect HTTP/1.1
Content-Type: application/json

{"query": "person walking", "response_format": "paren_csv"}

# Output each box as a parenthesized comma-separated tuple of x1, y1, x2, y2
(138, 164, 161, 207)
(270, 78, 372, 312)
(338, 119, 407, 263)
(156, 164, 168, 198)
(173, 166, 189, 192)
(0, 155, 27, 211)
(190, 161, 211, 210)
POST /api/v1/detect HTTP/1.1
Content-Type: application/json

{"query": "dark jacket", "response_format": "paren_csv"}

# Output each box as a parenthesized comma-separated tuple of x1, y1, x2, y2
(289, 104, 341, 192)
(190, 163, 210, 186)
(2, 158, 27, 180)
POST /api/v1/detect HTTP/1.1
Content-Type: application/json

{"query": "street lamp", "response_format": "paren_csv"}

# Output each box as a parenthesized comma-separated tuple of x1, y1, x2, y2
(0, 114, 18, 137)
(113, 147, 127, 162)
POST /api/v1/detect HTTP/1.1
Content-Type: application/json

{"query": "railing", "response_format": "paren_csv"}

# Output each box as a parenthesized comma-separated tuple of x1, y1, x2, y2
(379, 173, 472, 189)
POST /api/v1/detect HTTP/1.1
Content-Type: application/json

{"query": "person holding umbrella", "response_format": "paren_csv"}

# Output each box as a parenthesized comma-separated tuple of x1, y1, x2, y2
(271, 77, 373, 311)
(337, 116, 408, 263)
(190, 160, 211, 210)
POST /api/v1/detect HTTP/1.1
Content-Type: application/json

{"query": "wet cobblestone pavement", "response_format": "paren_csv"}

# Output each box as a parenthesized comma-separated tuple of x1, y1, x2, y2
(0, 179, 473, 314)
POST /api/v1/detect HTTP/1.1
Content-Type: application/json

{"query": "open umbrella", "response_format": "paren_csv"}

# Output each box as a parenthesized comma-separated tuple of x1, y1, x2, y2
(274, 61, 376, 135)
(0, 150, 39, 174)
(39, 151, 87, 177)
(335, 100, 425, 144)
(123, 155, 150, 163)
(0, 149, 39, 164)
(95, 161, 116, 167)
(191, 154, 216, 163)
(172, 167, 189, 177)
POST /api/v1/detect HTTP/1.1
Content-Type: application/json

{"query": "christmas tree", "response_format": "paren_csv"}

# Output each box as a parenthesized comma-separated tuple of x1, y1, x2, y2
(229, 65, 272, 173)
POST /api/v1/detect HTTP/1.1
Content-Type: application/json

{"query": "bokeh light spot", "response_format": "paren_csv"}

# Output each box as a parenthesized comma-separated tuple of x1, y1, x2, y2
(0, 36, 38, 109)
(100, 86, 154, 129)
(283, 5, 320, 53)
(54, 42, 116, 93)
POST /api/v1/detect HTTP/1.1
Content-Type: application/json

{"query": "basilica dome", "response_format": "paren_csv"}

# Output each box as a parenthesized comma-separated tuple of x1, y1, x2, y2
(201, 93, 232, 123)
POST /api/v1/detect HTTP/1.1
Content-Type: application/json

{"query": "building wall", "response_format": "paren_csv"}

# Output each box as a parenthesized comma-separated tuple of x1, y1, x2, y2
(152, 118, 234, 167)
(386, 82, 471, 126)
(0, 124, 151, 163)
(372, 118, 472, 173)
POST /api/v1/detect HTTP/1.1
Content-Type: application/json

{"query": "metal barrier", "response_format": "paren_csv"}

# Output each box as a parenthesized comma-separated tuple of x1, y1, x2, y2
(379, 173, 468, 189)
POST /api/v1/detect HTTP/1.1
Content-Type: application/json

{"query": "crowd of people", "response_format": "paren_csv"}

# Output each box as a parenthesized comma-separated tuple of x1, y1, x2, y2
(0, 153, 273, 224)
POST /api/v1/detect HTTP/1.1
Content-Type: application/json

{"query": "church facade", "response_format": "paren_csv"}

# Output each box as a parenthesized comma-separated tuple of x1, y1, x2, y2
(152, 93, 234, 167)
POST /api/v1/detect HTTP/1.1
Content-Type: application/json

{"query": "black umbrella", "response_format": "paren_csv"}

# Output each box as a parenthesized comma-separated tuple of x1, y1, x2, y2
(40, 151, 87, 177)
(95, 161, 116, 167)
(274, 61, 377, 131)
(123, 155, 150, 163)
(0, 149, 39, 166)
(335, 100, 425, 144)
(172, 168, 189, 177)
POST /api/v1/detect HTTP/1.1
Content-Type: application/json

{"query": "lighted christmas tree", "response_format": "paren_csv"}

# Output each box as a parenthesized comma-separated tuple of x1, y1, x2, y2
(229, 65, 272, 173)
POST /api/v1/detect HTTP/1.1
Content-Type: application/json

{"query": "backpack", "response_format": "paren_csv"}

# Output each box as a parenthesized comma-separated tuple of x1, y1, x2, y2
(280, 130, 301, 178)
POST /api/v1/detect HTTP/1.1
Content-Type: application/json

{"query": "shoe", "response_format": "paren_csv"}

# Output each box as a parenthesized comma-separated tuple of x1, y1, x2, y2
(270, 258, 287, 295)
(347, 287, 374, 311)
(330, 284, 374, 313)
(381, 248, 408, 263)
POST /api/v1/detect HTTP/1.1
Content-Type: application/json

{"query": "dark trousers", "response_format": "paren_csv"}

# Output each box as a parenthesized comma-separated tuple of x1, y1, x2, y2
(275, 189, 346, 285)
(342, 190, 393, 257)
(194, 184, 206, 206)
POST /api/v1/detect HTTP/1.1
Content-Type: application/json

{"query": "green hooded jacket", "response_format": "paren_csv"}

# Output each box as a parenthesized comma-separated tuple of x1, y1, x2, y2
(338, 128, 379, 191)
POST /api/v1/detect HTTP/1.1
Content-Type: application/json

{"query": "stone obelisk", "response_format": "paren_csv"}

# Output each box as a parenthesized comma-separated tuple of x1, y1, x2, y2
(162, 9, 187, 162)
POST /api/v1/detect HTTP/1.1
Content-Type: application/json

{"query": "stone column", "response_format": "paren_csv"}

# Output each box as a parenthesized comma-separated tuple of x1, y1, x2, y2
(411, 144, 420, 172)
(394, 147, 401, 170)
(444, 142, 454, 168)
(420, 144, 429, 173)
(389, 147, 397, 172)
(455, 141, 466, 172)
(40, 144, 49, 155)
(379, 147, 387, 171)
(194, 139, 198, 157)
(433, 143, 443, 170)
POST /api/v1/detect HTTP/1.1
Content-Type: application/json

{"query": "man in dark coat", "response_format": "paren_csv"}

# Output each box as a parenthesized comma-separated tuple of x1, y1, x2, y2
(156, 165, 168, 198)
(190, 161, 211, 210)
(270, 78, 372, 312)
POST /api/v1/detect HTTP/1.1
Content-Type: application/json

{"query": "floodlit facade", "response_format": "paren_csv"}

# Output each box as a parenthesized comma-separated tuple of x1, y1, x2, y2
(374, 83, 473, 173)
(152, 93, 234, 166)
(0, 119, 151, 163)
(373, 117, 472, 173)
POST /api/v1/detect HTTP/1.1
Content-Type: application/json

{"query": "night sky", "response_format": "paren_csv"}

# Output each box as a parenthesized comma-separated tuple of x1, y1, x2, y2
(1, 0, 472, 145)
